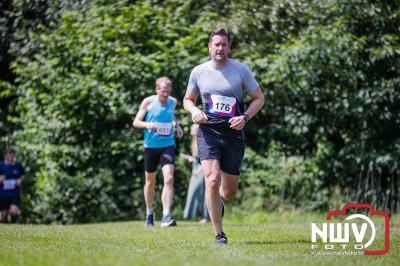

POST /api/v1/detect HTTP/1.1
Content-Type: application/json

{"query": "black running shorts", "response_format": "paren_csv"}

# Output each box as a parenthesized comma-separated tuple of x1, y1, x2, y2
(0, 195, 20, 211)
(144, 145, 175, 172)
(197, 126, 245, 175)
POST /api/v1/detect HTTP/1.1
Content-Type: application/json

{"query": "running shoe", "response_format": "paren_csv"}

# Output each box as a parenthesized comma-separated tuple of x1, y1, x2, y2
(145, 214, 154, 227)
(215, 231, 228, 245)
(161, 214, 177, 227)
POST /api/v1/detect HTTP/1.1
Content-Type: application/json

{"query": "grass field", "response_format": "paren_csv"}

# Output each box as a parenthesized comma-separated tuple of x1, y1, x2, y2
(0, 212, 399, 266)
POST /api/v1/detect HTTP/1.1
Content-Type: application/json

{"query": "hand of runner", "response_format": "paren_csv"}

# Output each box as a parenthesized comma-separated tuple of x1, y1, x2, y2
(176, 124, 184, 139)
(191, 109, 208, 124)
(180, 153, 194, 162)
(146, 122, 158, 131)
(0, 175, 5, 182)
(228, 115, 246, 130)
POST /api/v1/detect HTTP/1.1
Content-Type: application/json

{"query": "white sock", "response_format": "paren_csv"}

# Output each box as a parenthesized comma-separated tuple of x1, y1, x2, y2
(163, 210, 170, 217)
(146, 208, 153, 215)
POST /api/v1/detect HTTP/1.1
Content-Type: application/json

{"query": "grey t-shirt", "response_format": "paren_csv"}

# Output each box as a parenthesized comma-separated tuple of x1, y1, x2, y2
(187, 59, 259, 119)
(187, 59, 259, 138)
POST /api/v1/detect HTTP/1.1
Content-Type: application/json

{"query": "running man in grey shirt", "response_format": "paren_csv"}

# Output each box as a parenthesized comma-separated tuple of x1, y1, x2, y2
(183, 28, 265, 245)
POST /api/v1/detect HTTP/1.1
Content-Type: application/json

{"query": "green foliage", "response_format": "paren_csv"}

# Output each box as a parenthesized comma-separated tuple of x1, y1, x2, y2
(0, 80, 17, 141)
(0, 0, 86, 149)
(239, 143, 325, 212)
(258, 0, 400, 210)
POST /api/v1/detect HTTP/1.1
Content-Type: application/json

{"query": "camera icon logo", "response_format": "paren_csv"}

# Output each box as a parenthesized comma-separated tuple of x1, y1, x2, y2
(311, 203, 390, 255)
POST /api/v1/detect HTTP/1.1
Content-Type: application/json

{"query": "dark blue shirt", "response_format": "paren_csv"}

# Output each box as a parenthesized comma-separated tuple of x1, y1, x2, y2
(0, 161, 25, 196)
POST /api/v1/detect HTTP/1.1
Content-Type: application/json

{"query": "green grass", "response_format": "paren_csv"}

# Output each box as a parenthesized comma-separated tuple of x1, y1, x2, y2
(0, 213, 399, 266)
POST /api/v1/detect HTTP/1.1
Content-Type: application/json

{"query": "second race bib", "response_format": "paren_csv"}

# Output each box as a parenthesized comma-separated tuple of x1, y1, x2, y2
(157, 123, 173, 136)
(3, 179, 16, 190)
(208, 94, 236, 117)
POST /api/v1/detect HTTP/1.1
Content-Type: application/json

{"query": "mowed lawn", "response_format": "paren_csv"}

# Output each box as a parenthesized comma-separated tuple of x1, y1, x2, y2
(0, 213, 399, 266)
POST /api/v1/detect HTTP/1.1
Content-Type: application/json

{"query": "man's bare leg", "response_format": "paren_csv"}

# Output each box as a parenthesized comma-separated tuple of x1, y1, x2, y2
(1, 210, 8, 223)
(161, 164, 174, 216)
(9, 204, 19, 223)
(220, 171, 239, 201)
(202, 159, 223, 234)
(144, 171, 156, 210)
(160, 164, 177, 226)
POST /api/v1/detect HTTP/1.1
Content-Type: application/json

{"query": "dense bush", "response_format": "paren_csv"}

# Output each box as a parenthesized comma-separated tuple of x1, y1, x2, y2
(1, 0, 86, 146)
(259, 1, 400, 211)
(238, 143, 324, 213)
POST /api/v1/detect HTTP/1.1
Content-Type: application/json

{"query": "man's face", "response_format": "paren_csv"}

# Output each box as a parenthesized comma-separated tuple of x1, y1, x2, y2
(4, 152, 15, 164)
(156, 81, 172, 100)
(208, 35, 230, 63)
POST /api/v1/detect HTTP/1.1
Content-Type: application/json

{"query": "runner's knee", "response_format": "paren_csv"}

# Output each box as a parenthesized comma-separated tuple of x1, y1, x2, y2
(206, 175, 220, 191)
(221, 188, 236, 201)
(164, 175, 174, 186)
(10, 205, 19, 215)
(145, 177, 155, 187)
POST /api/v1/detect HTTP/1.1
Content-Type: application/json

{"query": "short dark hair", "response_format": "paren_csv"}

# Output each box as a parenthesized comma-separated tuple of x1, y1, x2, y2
(3, 147, 16, 155)
(208, 27, 231, 44)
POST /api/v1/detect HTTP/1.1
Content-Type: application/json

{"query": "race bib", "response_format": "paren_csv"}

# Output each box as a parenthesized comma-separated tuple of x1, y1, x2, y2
(157, 122, 173, 136)
(3, 179, 16, 190)
(209, 94, 236, 117)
